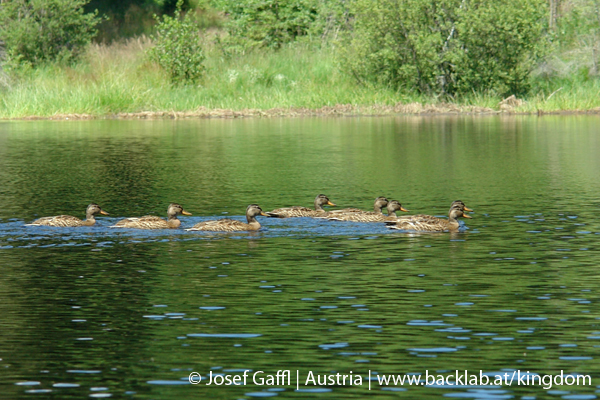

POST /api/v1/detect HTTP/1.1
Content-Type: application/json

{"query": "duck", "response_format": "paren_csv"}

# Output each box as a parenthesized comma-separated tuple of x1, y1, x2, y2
(26, 203, 109, 227)
(265, 194, 336, 218)
(385, 203, 472, 232)
(186, 204, 267, 232)
(324, 200, 409, 222)
(110, 203, 192, 229)
(450, 200, 473, 212)
(395, 200, 473, 222)
(323, 196, 390, 216)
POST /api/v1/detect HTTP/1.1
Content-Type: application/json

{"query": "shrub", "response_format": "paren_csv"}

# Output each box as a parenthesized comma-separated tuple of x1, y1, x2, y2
(148, 1, 206, 85)
(452, 0, 548, 95)
(345, 0, 548, 97)
(0, 0, 100, 67)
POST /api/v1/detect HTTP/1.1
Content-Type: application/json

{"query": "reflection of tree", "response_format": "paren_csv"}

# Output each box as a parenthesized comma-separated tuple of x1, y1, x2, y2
(0, 121, 178, 220)
(0, 243, 167, 397)
(3, 116, 600, 225)
(0, 130, 12, 219)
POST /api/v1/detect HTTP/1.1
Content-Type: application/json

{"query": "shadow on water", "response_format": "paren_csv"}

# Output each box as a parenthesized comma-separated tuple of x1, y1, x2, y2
(1, 116, 600, 399)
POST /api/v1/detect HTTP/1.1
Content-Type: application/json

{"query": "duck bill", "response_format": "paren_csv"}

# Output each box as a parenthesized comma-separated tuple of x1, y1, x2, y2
(100, 210, 110, 215)
(462, 214, 473, 219)
(463, 206, 474, 212)
(182, 210, 192, 216)
(400, 207, 409, 212)
(327, 201, 336, 206)
(260, 212, 268, 216)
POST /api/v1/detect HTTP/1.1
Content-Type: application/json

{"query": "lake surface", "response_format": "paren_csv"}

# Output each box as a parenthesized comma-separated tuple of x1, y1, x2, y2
(1, 116, 599, 399)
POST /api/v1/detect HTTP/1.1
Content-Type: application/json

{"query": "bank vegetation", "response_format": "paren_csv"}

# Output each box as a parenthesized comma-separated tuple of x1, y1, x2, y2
(0, 0, 599, 119)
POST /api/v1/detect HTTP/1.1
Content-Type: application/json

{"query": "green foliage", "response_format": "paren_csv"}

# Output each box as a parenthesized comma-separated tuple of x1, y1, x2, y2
(214, 0, 319, 51)
(148, 2, 206, 85)
(85, 0, 190, 41)
(555, 0, 600, 45)
(2, 37, 600, 118)
(0, 0, 101, 67)
(546, 0, 600, 77)
(453, 0, 547, 95)
(303, 0, 352, 44)
(345, 0, 548, 97)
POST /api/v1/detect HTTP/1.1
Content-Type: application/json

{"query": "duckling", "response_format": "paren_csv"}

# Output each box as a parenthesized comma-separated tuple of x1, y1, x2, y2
(386, 204, 472, 232)
(26, 203, 109, 227)
(266, 194, 335, 218)
(110, 203, 191, 229)
(324, 196, 389, 216)
(325, 200, 409, 222)
(186, 204, 267, 232)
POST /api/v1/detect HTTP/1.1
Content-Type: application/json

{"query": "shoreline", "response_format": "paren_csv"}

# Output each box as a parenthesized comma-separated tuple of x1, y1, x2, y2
(4, 103, 600, 121)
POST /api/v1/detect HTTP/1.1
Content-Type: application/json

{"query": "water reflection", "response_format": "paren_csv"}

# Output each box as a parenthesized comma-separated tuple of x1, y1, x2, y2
(1, 116, 599, 399)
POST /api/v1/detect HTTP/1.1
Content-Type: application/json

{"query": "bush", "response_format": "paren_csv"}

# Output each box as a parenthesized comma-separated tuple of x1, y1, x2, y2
(453, 0, 548, 95)
(148, 2, 206, 85)
(0, 0, 100, 67)
(213, 0, 319, 52)
(345, 0, 548, 97)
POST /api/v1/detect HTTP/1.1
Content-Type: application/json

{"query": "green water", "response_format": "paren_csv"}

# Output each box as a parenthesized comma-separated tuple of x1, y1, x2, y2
(1, 117, 600, 399)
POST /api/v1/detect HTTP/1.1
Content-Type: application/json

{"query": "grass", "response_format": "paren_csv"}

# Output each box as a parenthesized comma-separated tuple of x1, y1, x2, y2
(522, 77, 600, 112)
(0, 37, 599, 119)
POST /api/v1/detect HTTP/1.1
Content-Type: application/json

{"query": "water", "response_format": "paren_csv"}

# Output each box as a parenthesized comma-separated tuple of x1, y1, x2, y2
(1, 116, 599, 399)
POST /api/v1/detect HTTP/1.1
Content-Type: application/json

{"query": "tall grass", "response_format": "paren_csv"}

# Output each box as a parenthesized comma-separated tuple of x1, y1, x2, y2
(0, 38, 161, 117)
(0, 36, 599, 119)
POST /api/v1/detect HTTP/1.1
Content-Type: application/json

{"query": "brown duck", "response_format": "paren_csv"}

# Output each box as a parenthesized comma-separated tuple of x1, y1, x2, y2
(320, 196, 390, 217)
(110, 203, 192, 229)
(186, 204, 267, 232)
(26, 203, 109, 227)
(386, 202, 472, 232)
(325, 200, 409, 222)
(395, 200, 473, 223)
(265, 194, 336, 218)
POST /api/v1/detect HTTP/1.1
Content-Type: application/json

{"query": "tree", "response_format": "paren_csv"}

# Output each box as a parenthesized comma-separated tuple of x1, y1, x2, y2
(214, 0, 319, 51)
(552, 0, 600, 76)
(0, 0, 101, 67)
(84, 0, 189, 41)
(344, 0, 548, 96)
